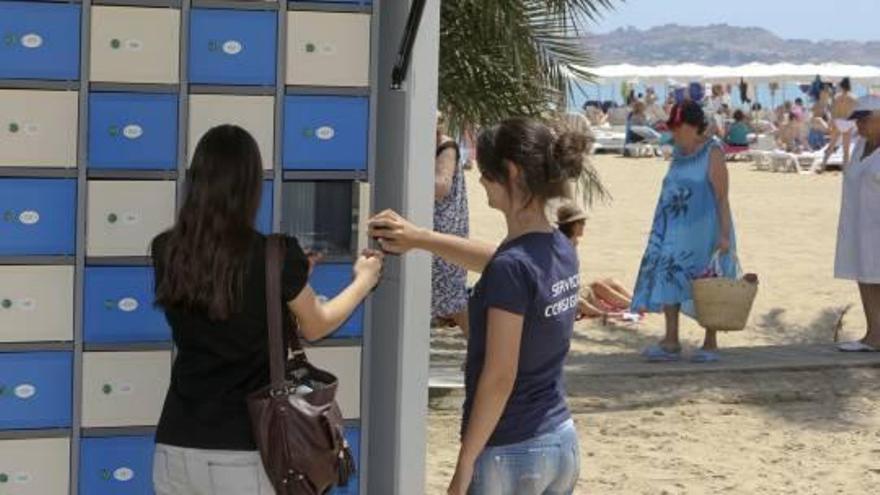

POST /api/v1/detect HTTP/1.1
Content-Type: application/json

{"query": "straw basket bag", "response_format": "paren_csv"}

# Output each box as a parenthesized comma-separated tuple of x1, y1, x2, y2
(691, 252, 758, 332)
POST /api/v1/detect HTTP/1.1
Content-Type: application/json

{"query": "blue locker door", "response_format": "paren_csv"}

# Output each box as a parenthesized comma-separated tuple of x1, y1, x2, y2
(0, 2, 81, 80)
(256, 181, 273, 234)
(311, 264, 363, 339)
(80, 436, 155, 495)
(0, 179, 76, 256)
(0, 351, 72, 429)
(189, 9, 277, 86)
(88, 92, 179, 170)
(330, 426, 361, 495)
(283, 96, 368, 171)
(84, 267, 171, 343)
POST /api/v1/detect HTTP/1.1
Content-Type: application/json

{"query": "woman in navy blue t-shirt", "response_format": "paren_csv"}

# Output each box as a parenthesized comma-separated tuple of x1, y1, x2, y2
(370, 118, 604, 495)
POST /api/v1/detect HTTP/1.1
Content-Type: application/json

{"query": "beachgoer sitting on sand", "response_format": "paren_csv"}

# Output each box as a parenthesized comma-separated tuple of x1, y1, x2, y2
(555, 203, 637, 323)
(725, 110, 751, 147)
(776, 112, 807, 152)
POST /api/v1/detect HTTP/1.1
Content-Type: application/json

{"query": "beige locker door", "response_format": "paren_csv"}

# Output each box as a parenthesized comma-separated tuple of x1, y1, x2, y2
(81, 351, 171, 428)
(0, 266, 74, 342)
(286, 12, 370, 87)
(86, 181, 175, 257)
(188, 95, 275, 170)
(0, 438, 70, 495)
(306, 346, 361, 419)
(0, 90, 78, 168)
(90, 6, 180, 84)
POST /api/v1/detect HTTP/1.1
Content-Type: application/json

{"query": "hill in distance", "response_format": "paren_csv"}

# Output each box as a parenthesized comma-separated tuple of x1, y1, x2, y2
(584, 24, 880, 66)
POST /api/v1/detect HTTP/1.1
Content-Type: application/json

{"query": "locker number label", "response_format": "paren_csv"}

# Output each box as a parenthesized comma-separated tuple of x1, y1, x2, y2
(14, 384, 36, 400)
(118, 297, 139, 312)
(21, 33, 43, 49)
(114, 467, 135, 482)
(223, 40, 243, 56)
(123, 125, 144, 140)
(18, 210, 40, 225)
(316, 126, 335, 141)
(17, 298, 36, 311)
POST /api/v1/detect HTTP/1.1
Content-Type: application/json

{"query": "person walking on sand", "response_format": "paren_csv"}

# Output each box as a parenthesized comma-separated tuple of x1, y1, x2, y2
(371, 118, 603, 495)
(631, 101, 739, 364)
(822, 77, 859, 170)
(834, 95, 880, 352)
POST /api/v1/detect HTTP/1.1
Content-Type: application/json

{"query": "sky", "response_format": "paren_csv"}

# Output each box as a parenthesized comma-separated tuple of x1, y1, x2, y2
(588, 0, 878, 42)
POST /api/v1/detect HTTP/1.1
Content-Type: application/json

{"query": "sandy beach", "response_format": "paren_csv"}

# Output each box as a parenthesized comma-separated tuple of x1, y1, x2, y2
(426, 154, 879, 494)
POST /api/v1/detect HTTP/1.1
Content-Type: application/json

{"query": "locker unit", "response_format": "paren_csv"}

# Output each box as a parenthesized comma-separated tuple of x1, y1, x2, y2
(88, 92, 179, 170)
(2, 1, 382, 493)
(188, 94, 274, 169)
(0, 266, 74, 343)
(0, 89, 79, 168)
(86, 180, 176, 257)
(0, 351, 72, 430)
(189, 9, 277, 86)
(89, 6, 180, 84)
(81, 351, 171, 428)
(84, 267, 170, 343)
(286, 11, 370, 87)
(306, 347, 360, 420)
(311, 264, 364, 339)
(0, 438, 71, 494)
(282, 95, 369, 171)
(79, 436, 154, 495)
(0, 179, 76, 256)
(0, 1, 81, 81)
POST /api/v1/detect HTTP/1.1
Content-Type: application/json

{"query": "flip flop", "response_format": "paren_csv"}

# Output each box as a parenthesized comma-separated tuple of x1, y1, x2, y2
(690, 349, 720, 363)
(837, 341, 880, 352)
(642, 344, 682, 362)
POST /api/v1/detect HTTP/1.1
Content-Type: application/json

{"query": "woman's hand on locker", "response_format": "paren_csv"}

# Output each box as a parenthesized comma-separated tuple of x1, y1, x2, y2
(368, 209, 426, 255)
(354, 249, 384, 289)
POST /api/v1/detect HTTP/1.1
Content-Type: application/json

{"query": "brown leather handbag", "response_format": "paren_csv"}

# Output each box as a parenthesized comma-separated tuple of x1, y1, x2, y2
(247, 235, 356, 494)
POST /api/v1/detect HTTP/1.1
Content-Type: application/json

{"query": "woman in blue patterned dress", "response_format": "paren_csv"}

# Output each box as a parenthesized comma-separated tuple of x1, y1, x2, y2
(631, 101, 739, 363)
(433, 116, 470, 335)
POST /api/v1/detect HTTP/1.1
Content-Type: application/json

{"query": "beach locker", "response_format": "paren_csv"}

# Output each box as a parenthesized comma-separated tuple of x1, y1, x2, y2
(0, 351, 72, 430)
(0, 179, 76, 256)
(188, 94, 274, 169)
(329, 426, 361, 495)
(189, 9, 277, 86)
(257, 181, 273, 234)
(81, 351, 171, 428)
(79, 436, 155, 495)
(311, 264, 363, 339)
(90, 6, 180, 84)
(0, 266, 74, 343)
(0, 2, 80, 80)
(89, 92, 178, 170)
(86, 180, 175, 257)
(0, 89, 78, 168)
(306, 347, 360, 419)
(84, 267, 170, 344)
(0, 438, 70, 494)
(286, 11, 370, 87)
(281, 181, 357, 257)
(282, 96, 368, 171)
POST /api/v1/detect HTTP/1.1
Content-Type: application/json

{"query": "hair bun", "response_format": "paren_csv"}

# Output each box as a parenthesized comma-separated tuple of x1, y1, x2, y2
(550, 131, 590, 181)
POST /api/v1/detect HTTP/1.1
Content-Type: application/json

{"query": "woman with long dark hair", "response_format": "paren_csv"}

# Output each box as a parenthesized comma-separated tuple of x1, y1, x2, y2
(371, 118, 604, 495)
(150, 125, 382, 494)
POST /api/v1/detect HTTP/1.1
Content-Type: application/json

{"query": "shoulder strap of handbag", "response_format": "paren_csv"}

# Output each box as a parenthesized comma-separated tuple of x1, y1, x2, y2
(265, 234, 308, 390)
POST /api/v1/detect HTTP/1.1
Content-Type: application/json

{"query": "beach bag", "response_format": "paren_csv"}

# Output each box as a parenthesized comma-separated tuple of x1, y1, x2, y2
(691, 251, 759, 332)
(247, 235, 356, 495)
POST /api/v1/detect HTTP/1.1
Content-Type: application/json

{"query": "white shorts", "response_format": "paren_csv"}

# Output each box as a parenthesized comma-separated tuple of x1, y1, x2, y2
(834, 119, 856, 133)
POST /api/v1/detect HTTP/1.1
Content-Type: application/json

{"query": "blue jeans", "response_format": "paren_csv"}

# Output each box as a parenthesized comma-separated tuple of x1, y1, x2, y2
(469, 419, 580, 495)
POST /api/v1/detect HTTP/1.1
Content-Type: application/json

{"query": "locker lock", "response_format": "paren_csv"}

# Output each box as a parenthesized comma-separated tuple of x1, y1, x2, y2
(3, 34, 14, 46)
(111, 38, 121, 50)
(102, 384, 113, 395)
(107, 213, 118, 224)
(8, 122, 19, 133)
(0, 473, 7, 483)
(101, 469, 112, 481)
(1, 299, 11, 309)
(305, 43, 316, 53)
(3, 210, 13, 222)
